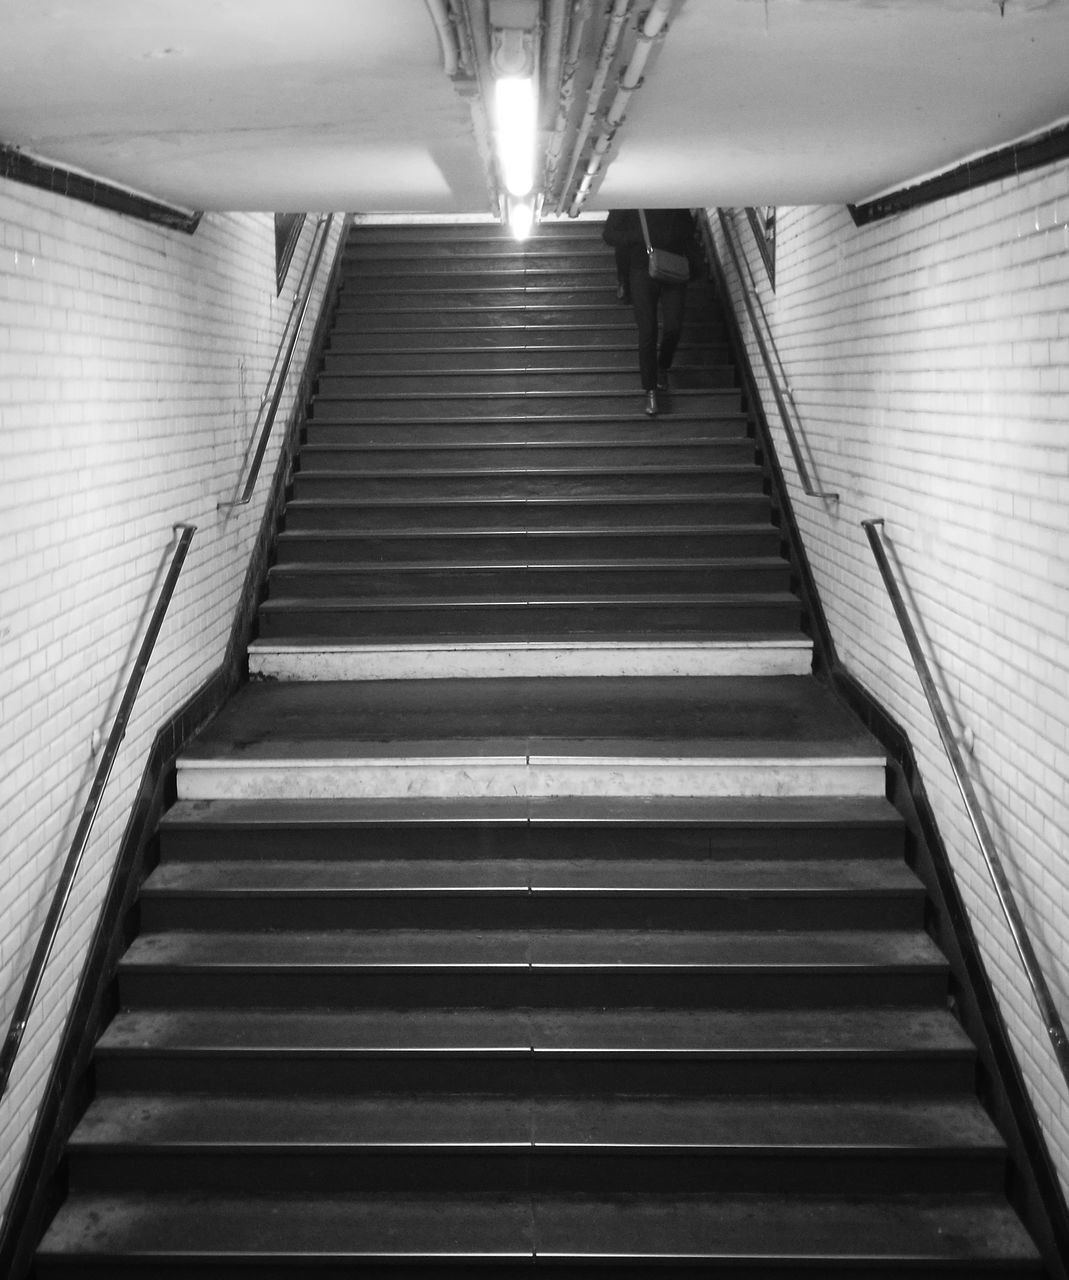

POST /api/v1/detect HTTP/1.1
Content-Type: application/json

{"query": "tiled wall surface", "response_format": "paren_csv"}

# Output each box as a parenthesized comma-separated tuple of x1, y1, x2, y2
(0, 182, 343, 1220)
(708, 164, 1069, 1190)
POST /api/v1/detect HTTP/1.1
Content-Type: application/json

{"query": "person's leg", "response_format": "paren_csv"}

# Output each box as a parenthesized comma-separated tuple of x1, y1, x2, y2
(629, 266, 659, 391)
(656, 281, 688, 382)
(614, 246, 631, 302)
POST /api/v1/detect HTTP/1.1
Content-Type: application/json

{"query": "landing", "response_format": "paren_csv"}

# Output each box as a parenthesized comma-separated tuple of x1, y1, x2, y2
(178, 676, 886, 802)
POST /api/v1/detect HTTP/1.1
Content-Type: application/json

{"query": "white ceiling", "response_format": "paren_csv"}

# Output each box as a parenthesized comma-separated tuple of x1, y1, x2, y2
(1, 0, 1067, 213)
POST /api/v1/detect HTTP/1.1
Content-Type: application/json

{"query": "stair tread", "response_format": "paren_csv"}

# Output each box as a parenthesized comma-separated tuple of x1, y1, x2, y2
(97, 1004, 973, 1056)
(120, 928, 946, 970)
(284, 493, 768, 507)
(258, 591, 802, 609)
(277, 523, 777, 536)
(72, 1094, 1001, 1151)
(292, 464, 758, 478)
(298, 439, 751, 451)
(39, 1191, 1040, 1262)
(159, 794, 897, 830)
(268, 557, 786, 572)
(144, 858, 921, 895)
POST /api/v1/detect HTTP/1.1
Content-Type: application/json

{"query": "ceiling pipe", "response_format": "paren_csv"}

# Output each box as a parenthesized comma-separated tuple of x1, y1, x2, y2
(553, 0, 633, 215)
(544, 0, 595, 204)
(568, 0, 674, 215)
(541, 0, 570, 131)
(445, 0, 502, 218)
(425, 0, 460, 76)
(447, 0, 476, 77)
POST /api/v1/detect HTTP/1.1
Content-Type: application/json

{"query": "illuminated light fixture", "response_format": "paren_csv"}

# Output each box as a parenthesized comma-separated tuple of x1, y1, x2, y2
(494, 75, 536, 198)
(508, 196, 534, 241)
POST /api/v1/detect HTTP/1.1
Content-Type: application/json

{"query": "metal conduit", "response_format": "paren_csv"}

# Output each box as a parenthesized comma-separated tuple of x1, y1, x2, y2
(545, 0, 595, 203)
(554, 0, 632, 214)
(425, 0, 460, 76)
(541, 0, 570, 130)
(569, 0, 673, 213)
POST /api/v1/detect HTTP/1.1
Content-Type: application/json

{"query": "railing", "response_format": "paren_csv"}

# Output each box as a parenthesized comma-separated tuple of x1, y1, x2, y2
(707, 208, 838, 505)
(862, 517, 1069, 1086)
(0, 523, 197, 1099)
(220, 212, 335, 511)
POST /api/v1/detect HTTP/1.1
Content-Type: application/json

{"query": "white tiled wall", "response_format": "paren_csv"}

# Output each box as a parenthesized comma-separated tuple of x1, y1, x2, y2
(0, 182, 344, 1220)
(708, 164, 1069, 1190)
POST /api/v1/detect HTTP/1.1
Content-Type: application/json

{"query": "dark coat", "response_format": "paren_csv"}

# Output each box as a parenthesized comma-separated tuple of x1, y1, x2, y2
(602, 209, 701, 275)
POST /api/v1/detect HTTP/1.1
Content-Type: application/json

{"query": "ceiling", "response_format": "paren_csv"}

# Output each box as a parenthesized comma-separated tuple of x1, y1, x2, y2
(1, 0, 1067, 215)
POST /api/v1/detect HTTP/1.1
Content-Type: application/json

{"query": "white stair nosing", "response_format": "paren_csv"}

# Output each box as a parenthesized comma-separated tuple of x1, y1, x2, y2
(248, 640, 813, 681)
(176, 756, 886, 802)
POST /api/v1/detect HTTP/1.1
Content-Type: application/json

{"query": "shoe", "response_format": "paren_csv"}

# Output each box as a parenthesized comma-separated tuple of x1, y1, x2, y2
(616, 282, 631, 304)
(644, 391, 658, 417)
(656, 369, 669, 391)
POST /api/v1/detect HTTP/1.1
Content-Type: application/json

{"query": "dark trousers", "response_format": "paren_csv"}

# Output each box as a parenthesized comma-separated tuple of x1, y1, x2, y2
(628, 263, 687, 391)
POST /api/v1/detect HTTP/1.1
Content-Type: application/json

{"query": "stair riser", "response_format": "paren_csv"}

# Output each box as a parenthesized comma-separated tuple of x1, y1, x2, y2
(341, 251, 618, 272)
(328, 324, 727, 351)
(309, 391, 743, 420)
(255, 599, 803, 639)
(315, 369, 737, 395)
(138, 892, 923, 933)
(116, 968, 948, 1010)
(301, 417, 751, 444)
(93, 1053, 978, 1099)
(330, 307, 717, 330)
(31, 1259, 1045, 1280)
(158, 823, 906, 863)
(273, 531, 783, 564)
(288, 472, 763, 500)
(347, 225, 606, 244)
(282, 498, 773, 532)
(338, 275, 636, 297)
(66, 1149, 1004, 1197)
(264, 565, 791, 600)
(296, 442, 756, 470)
(322, 346, 731, 372)
(336, 284, 718, 308)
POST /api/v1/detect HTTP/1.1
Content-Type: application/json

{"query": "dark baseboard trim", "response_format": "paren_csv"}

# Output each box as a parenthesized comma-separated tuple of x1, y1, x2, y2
(830, 663, 1069, 1279)
(0, 216, 351, 1280)
(0, 669, 233, 1280)
(849, 121, 1069, 226)
(0, 143, 202, 234)
(701, 205, 1069, 1277)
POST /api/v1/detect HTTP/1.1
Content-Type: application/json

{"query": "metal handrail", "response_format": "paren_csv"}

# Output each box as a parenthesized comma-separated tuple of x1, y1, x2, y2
(713, 208, 839, 504)
(0, 523, 197, 1098)
(221, 212, 335, 510)
(862, 517, 1069, 1086)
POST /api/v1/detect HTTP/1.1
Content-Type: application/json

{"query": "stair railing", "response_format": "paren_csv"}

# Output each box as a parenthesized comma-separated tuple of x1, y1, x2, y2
(862, 517, 1069, 1086)
(0, 523, 197, 1099)
(220, 212, 335, 511)
(703, 207, 838, 505)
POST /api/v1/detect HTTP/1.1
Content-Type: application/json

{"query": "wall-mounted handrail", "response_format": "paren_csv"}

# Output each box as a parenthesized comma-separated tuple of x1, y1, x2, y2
(221, 213, 335, 510)
(709, 208, 838, 504)
(862, 517, 1069, 1087)
(0, 523, 197, 1099)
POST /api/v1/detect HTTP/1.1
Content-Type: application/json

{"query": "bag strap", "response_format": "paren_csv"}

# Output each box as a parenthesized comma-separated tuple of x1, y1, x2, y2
(638, 208, 653, 253)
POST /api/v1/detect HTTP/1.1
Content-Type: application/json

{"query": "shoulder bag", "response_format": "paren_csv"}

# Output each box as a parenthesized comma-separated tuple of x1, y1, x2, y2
(639, 209, 690, 284)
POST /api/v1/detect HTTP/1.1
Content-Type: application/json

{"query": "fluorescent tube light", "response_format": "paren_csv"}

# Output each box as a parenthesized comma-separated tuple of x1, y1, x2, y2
(508, 197, 534, 241)
(494, 75, 536, 198)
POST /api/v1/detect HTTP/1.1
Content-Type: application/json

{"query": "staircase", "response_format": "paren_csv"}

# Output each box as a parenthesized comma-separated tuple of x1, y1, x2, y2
(33, 220, 1047, 1276)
